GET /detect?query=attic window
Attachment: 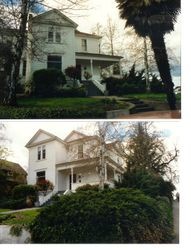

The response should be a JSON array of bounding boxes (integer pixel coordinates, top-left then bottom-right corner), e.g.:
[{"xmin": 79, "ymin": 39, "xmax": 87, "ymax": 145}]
[
  {"xmin": 37, "ymin": 145, "xmax": 46, "ymax": 160},
  {"xmin": 48, "ymin": 27, "xmax": 61, "ymax": 43}
]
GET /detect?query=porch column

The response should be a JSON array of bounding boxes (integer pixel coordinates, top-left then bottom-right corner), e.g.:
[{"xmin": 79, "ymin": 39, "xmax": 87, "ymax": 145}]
[
  {"xmin": 104, "ymin": 164, "xmax": 107, "ymax": 181},
  {"xmin": 90, "ymin": 59, "xmax": 94, "ymax": 78},
  {"xmin": 71, "ymin": 167, "xmax": 73, "ymax": 191},
  {"xmin": 113, "ymin": 169, "xmax": 116, "ymax": 181}
]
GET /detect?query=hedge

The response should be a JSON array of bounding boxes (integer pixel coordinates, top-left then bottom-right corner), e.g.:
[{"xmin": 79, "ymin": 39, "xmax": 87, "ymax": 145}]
[
  {"xmin": 32, "ymin": 69, "xmax": 66, "ymax": 97},
  {"xmin": 0, "ymin": 198, "xmax": 26, "ymax": 210},
  {"xmin": 30, "ymin": 188, "xmax": 174, "ymax": 243},
  {"xmin": 12, "ymin": 184, "xmax": 37, "ymax": 202},
  {"xmin": 0, "ymin": 107, "xmax": 106, "ymax": 119}
]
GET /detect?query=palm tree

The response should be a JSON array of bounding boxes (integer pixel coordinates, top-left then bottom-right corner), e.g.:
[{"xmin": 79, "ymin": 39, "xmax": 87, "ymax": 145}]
[{"xmin": 116, "ymin": 0, "xmax": 180, "ymax": 110}]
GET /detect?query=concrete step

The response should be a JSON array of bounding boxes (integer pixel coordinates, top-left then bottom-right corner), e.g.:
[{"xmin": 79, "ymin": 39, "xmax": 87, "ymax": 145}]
[{"xmin": 130, "ymin": 106, "xmax": 154, "ymax": 114}]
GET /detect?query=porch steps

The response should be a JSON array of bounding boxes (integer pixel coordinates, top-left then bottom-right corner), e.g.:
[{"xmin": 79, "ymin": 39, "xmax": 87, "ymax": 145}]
[
  {"xmin": 128, "ymin": 98, "xmax": 155, "ymax": 114},
  {"xmin": 40, "ymin": 190, "xmax": 67, "ymax": 207},
  {"xmin": 82, "ymin": 80, "xmax": 104, "ymax": 96}
]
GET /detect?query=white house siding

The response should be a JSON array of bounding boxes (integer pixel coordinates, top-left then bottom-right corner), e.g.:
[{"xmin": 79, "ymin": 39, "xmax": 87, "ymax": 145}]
[
  {"xmin": 26, "ymin": 12, "xmax": 76, "ymax": 80},
  {"xmin": 55, "ymin": 141, "xmax": 67, "ymax": 164},
  {"xmin": 27, "ymin": 141, "xmax": 57, "ymax": 187},
  {"xmin": 75, "ymin": 35, "xmax": 100, "ymax": 54},
  {"xmin": 66, "ymin": 139, "xmax": 99, "ymax": 162},
  {"xmin": 32, "ymin": 133, "xmax": 52, "ymax": 144}
]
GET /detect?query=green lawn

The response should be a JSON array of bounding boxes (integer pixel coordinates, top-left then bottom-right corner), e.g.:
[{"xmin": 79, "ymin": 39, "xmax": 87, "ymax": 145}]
[
  {"xmin": 123, "ymin": 93, "xmax": 181, "ymax": 102},
  {"xmin": 0, "ymin": 209, "xmax": 40, "ymax": 227},
  {"xmin": 18, "ymin": 97, "xmax": 104, "ymax": 108},
  {"xmin": 0, "ymin": 209, "xmax": 11, "ymax": 213}
]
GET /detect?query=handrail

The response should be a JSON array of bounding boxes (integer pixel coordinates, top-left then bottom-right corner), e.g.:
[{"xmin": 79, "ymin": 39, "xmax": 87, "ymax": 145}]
[{"xmin": 92, "ymin": 79, "xmax": 106, "ymax": 93}]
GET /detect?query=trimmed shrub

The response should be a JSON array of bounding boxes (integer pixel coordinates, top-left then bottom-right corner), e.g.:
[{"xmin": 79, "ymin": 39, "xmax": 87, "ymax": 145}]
[
  {"xmin": 0, "ymin": 198, "xmax": 26, "ymax": 210},
  {"xmin": 55, "ymin": 87, "xmax": 86, "ymax": 97},
  {"xmin": 32, "ymin": 69, "xmax": 66, "ymax": 97},
  {"xmin": 30, "ymin": 189, "xmax": 174, "ymax": 243},
  {"xmin": 76, "ymin": 183, "xmax": 109, "ymax": 192},
  {"xmin": 0, "ymin": 107, "xmax": 106, "ymax": 119},
  {"xmin": 12, "ymin": 184, "xmax": 37, "ymax": 205}
]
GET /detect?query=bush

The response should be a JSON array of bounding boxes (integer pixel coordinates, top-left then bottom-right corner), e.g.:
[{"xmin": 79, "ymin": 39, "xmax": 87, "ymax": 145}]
[
  {"xmin": 36, "ymin": 180, "xmax": 53, "ymax": 193},
  {"xmin": 55, "ymin": 87, "xmax": 86, "ymax": 97},
  {"xmin": 0, "ymin": 107, "xmax": 106, "ymax": 119},
  {"xmin": 30, "ymin": 188, "xmax": 174, "ymax": 243},
  {"xmin": 115, "ymin": 170, "xmax": 175, "ymax": 202},
  {"xmin": 150, "ymin": 74, "xmax": 165, "ymax": 93},
  {"xmin": 76, "ymin": 184, "xmax": 109, "ymax": 192},
  {"xmin": 0, "ymin": 198, "xmax": 26, "ymax": 210},
  {"xmin": 12, "ymin": 184, "xmax": 37, "ymax": 205},
  {"xmin": 32, "ymin": 69, "xmax": 66, "ymax": 97},
  {"xmin": 65, "ymin": 66, "xmax": 81, "ymax": 81}
]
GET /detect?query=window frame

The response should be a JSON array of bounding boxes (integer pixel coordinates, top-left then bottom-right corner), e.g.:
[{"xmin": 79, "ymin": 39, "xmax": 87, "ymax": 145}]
[
  {"xmin": 36, "ymin": 171, "xmax": 46, "ymax": 183},
  {"xmin": 78, "ymin": 144, "xmax": 83, "ymax": 159},
  {"xmin": 37, "ymin": 145, "xmax": 46, "ymax": 161},
  {"xmin": 47, "ymin": 55, "xmax": 62, "ymax": 71},
  {"xmin": 81, "ymin": 39, "xmax": 87, "ymax": 52}
]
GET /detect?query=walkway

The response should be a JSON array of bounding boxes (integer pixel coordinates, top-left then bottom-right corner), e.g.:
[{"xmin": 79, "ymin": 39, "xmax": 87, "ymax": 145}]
[
  {"xmin": 0, "ymin": 207, "xmax": 40, "ymax": 215},
  {"xmin": 118, "ymin": 110, "xmax": 181, "ymax": 119}
]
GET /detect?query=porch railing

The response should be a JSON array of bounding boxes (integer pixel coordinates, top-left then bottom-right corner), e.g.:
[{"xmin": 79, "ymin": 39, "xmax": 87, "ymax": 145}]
[{"xmin": 92, "ymin": 79, "xmax": 106, "ymax": 94}]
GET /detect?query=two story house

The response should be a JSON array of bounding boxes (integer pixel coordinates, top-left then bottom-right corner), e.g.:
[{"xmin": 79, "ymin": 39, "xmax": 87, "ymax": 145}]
[
  {"xmin": 23, "ymin": 9, "xmax": 122, "ymax": 88},
  {"xmin": 26, "ymin": 129, "xmax": 125, "ymax": 198}
]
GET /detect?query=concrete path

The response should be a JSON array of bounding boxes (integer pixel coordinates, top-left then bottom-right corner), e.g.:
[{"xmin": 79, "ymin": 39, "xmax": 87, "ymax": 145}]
[{"xmin": 172, "ymin": 200, "xmax": 179, "ymax": 243}]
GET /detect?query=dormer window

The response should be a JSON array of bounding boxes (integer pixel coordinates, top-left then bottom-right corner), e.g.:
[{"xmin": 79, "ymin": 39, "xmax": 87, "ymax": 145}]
[
  {"xmin": 81, "ymin": 39, "xmax": 87, "ymax": 51},
  {"xmin": 78, "ymin": 144, "xmax": 83, "ymax": 159},
  {"xmin": 37, "ymin": 145, "xmax": 46, "ymax": 160}
]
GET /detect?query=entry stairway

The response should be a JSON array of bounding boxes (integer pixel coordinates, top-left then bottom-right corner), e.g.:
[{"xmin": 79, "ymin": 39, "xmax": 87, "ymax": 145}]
[
  {"xmin": 83, "ymin": 80, "xmax": 106, "ymax": 96},
  {"xmin": 38, "ymin": 190, "xmax": 71, "ymax": 207}
]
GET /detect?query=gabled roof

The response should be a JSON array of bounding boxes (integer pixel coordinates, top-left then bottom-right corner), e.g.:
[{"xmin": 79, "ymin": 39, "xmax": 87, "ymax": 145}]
[
  {"xmin": 0, "ymin": 159, "xmax": 27, "ymax": 176},
  {"xmin": 63, "ymin": 130, "xmax": 88, "ymax": 142},
  {"xmin": 75, "ymin": 30, "xmax": 102, "ymax": 39},
  {"xmin": 25, "ymin": 129, "xmax": 65, "ymax": 148},
  {"xmin": 31, "ymin": 9, "xmax": 78, "ymax": 28}
]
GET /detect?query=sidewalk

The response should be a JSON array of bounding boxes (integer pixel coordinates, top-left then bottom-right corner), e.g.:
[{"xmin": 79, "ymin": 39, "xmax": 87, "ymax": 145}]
[{"xmin": 118, "ymin": 110, "xmax": 181, "ymax": 119}]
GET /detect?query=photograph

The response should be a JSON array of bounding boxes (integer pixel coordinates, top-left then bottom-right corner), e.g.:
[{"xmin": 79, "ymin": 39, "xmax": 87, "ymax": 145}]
[
  {"xmin": 0, "ymin": 0, "xmax": 180, "ymax": 119},
  {"xmin": 0, "ymin": 121, "xmax": 179, "ymax": 243}
]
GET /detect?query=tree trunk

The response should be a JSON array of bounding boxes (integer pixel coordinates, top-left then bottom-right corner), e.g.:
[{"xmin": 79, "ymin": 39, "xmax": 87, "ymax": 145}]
[
  {"xmin": 5, "ymin": 0, "xmax": 29, "ymax": 106},
  {"xmin": 150, "ymin": 32, "xmax": 177, "ymax": 110},
  {"xmin": 144, "ymin": 38, "xmax": 150, "ymax": 92}
]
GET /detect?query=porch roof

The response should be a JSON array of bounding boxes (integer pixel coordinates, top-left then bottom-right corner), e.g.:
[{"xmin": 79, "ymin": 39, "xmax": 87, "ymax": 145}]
[
  {"xmin": 56, "ymin": 156, "xmax": 124, "ymax": 172},
  {"xmin": 75, "ymin": 52, "xmax": 122, "ymax": 62}
]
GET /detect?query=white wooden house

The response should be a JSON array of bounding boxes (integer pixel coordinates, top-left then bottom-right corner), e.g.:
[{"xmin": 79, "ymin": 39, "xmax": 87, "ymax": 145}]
[
  {"xmin": 22, "ymin": 9, "xmax": 122, "ymax": 91},
  {"xmin": 26, "ymin": 129, "xmax": 125, "ymax": 203}
]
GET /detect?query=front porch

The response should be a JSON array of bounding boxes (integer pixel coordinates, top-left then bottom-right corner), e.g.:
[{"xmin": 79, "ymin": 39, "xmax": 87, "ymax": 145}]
[
  {"xmin": 56, "ymin": 158, "xmax": 122, "ymax": 192},
  {"xmin": 76, "ymin": 52, "xmax": 122, "ymax": 81}
]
